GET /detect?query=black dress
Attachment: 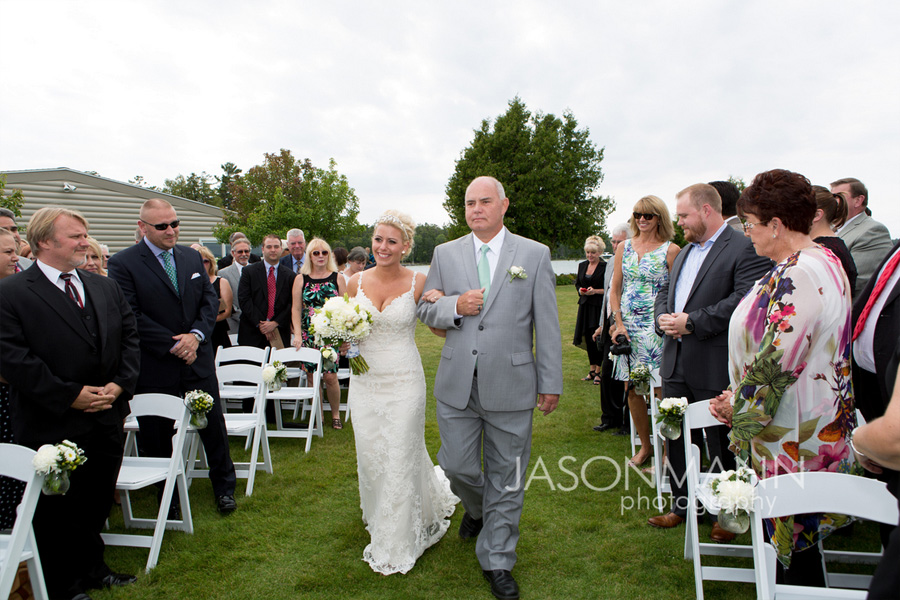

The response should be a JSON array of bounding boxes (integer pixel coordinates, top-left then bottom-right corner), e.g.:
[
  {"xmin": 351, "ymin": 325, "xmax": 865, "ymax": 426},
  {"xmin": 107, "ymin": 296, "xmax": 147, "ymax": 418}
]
[
  {"xmin": 572, "ymin": 260, "xmax": 606, "ymax": 366},
  {"xmin": 815, "ymin": 236, "xmax": 858, "ymax": 294},
  {"xmin": 211, "ymin": 277, "xmax": 232, "ymax": 350},
  {"xmin": 0, "ymin": 381, "xmax": 26, "ymax": 529}
]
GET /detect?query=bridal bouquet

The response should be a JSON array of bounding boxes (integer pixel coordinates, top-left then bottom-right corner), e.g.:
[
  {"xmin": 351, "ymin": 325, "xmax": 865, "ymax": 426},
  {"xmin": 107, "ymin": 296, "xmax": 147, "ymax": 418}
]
[
  {"xmin": 184, "ymin": 389, "xmax": 215, "ymax": 429},
  {"xmin": 629, "ymin": 363, "xmax": 651, "ymax": 396},
  {"xmin": 33, "ymin": 440, "xmax": 87, "ymax": 495},
  {"xmin": 262, "ymin": 360, "xmax": 288, "ymax": 391},
  {"xmin": 655, "ymin": 396, "xmax": 688, "ymax": 440},
  {"xmin": 309, "ymin": 294, "xmax": 375, "ymax": 375},
  {"xmin": 710, "ymin": 465, "xmax": 757, "ymax": 533}
]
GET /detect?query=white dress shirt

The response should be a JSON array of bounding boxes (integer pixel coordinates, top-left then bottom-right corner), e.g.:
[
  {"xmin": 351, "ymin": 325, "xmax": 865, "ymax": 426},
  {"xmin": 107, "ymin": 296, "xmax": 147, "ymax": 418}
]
[{"xmin": 36, "ymin": 259, "xmax": 88, "ymax": 308}]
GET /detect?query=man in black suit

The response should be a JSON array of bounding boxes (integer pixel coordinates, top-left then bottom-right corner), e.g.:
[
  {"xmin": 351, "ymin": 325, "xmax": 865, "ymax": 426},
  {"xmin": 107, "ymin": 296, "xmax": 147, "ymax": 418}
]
[
  {"xmin": 851, "ymin": 241, "xmax": 900, "ymax": 422},
  {"xmin": 0, "ymin": 207, "xmax": 141, "ymax": 600},
  {"xmin": 648, "ymin": 184, "xmax": 771, "ymax": 536},
  {"xmin": 239, "ymin": 233, "xmax": 296, "ymax": 349},
  {"xmin": 108, "ymin": 199, "xmax": 237, "ymax": 515},
  {"xmin": 279, "ymin": 228, "xmax": 306, "ymax": 274}
]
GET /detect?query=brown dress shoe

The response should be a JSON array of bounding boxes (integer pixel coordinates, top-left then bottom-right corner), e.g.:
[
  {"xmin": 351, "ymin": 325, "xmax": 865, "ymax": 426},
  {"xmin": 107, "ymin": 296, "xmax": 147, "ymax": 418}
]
[
  {"xmin": 648, "ymin": 512, "xmax": 685, "ymax": 529},
  {"xmin": 710, "ymin": 522, "xmax": 737, "ymax": 543}
]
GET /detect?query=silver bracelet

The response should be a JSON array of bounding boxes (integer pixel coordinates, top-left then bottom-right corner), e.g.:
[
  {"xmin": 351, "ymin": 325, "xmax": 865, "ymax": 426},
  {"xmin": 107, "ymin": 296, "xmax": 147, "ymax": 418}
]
[{"xmin": 848, "ymin": 427, "xmax": 867, "ymax": 459}]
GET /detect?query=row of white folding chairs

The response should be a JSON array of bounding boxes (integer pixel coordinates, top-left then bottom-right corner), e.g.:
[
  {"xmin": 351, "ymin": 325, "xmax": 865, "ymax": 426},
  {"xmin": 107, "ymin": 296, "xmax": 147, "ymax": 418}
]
[
  {"xmin": 683, "ymin": 399, "xmax": 899, "ymax": 600},
  {"xmin": 627, "ymin": 369, "xmax": 669, "ymax": 511}
]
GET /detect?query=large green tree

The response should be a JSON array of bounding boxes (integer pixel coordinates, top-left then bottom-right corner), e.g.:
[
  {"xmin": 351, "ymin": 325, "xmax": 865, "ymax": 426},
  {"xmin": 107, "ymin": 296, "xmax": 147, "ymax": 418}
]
[
  {"xmin": 444, "ymin": 98, "xmax": 611, "ymax": 252},
  {"xmin": 216, "ymin": 149, "xmax": 363, "ymax": 245},
  {"xmin": 163, "ymin": 172, "xmax": 221, "ymax": 206}
]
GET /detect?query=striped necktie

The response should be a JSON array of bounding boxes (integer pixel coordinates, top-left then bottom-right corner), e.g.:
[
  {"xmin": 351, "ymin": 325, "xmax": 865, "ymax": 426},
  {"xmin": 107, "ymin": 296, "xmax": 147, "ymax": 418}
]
[{"xmin": 160, "ymin": 251, "xmax": 179, "ymax": 293}]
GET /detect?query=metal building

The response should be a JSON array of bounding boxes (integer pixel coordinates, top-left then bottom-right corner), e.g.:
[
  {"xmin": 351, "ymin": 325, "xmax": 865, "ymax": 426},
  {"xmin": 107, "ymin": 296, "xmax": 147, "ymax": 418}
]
[{"xmin": 1, "ymin": 167, "xmax": 225, "ymax": 253}]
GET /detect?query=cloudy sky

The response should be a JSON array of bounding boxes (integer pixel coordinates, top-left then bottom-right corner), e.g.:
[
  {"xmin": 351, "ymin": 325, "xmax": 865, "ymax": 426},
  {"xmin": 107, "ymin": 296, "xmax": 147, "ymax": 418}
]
[{"xmin": 2, "ymin": 1, "xmax": 899, "ymax": 237}]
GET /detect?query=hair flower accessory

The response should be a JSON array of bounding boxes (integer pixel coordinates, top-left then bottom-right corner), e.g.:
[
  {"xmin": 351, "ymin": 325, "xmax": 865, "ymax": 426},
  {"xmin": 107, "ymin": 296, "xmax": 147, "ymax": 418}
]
[{"xmin": 507, "ymin": 266, "xmax": 527, "ymax": 282}]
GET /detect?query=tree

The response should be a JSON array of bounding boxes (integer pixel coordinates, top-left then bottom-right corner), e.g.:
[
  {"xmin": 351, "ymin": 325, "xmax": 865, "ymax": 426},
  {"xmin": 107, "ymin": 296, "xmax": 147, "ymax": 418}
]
[
  {"xmin": 0, "ymin": 175, "xmax": 25, "ymax": 217},
  {"xmin": 409, "ymin": 223, "xmax": 449, "ymax": 264},
  {"xmin": 216, "ymin": 162, "xmax": 242, "ymax": 210},
  {"xmin": 444, "ymin": 98, "xmax": 612, "ymax": 252},
  {"xmin": 163, "ymin": 172, "xmax": 221, "ymax": 206},
  {"xmin": 215, "ymin": 149, "xmax": 363, "ymax": 245},
  {"xmin": 128, "ymin": 175, "xmax": 157, "ymax": 190}
]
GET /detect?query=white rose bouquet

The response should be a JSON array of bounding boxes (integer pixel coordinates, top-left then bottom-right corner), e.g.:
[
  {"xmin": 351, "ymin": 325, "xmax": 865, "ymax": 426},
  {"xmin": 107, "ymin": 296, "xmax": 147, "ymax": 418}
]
[
  {"xmin": 262, "ymin": 360, "xmax": 288, "ymax": 391},
  {"xmin": 655, "ymin": 396, "xmax": 688, "ymax": 440},
  {"xmin": 309, "ymin": 294, "xmax": 375, "ymax": 375},
  {"xmin": 710, "ymin": 465, "xmax": 757, "ymax": 534},
  {"xmin": 33, "ymin": 440, "xmax": 87, "ymax": 495}
]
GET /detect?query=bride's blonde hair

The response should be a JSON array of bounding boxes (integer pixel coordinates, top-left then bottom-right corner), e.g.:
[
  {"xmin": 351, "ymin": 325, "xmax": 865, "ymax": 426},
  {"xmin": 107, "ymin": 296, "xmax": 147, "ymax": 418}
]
[{"xmin": 373, "ymin": 210, "xmax": 416, "ymax": 259}]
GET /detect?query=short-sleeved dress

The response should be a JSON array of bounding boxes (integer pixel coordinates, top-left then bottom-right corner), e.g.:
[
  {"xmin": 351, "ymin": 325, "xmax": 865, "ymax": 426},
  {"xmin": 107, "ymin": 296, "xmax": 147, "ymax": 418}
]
[
  {"xmin": 301, "ymin": 271, "xmax": 341, "ymax": 373},
  {"xmin": 727, "ymin": 245, "xmax": 861, "ymax": 567},
  {"xmin": 611, "ymin": 240, "xmax": 670, "ymax": 381}
]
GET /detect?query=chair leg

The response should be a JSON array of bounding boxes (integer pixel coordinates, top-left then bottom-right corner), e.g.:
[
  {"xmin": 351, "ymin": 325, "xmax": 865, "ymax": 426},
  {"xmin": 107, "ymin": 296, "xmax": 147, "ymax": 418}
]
[{"xmin": 27, "ymin": 533, "xmax": 49, "ymax": 600}]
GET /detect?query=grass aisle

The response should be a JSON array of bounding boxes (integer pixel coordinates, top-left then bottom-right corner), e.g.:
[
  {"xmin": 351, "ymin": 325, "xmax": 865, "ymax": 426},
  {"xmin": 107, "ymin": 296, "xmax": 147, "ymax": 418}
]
[{"xmin": 101, "ymin": 286, "xmax": 762, "ymax": 600}]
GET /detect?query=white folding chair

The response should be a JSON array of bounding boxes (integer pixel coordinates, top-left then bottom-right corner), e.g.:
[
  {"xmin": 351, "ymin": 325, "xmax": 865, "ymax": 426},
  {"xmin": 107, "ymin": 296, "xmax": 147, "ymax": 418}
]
[
  {"xmin": 216, "ymin": 345, "xmax": 271, "ymax": 414},
  {"xmin": 683, "ymin": 400, "xmax": 755, "ymax": 599},
  {"xmin": 337, "ymin": 367, "xmax": 351, "ymax": 423},
  {"xmin": 189, "ymin": 364, "xmax": 272, "ymax": 495},
  {"xmin": 101, "ymin": 394, "xmax": 193, "ymax": 573},
  {"xmin": 266, "ymin": 347, "xmax": 324, "ymax": 452},
  {"xmin": 751, "ymin": 472, "xmax": 899, "ymax": 600},
  {"xmin": 0, "ymin": 444, "xmax": 48, "ymax": 600},
  {"xmin": 628, "ymin": 370, "xmax": 668, "ymax": 509}
]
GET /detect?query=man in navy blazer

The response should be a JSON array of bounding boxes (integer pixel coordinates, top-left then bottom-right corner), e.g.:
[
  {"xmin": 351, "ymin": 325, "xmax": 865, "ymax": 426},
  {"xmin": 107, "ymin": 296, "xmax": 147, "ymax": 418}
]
[
  {"xmin": 108, "ymin": 199, "xmax": 237, "ymax": 514},
  {"xmin": 279, "ymin": 228, "xmax": 306, "ymax": 274},
  {"xmin": 238, "ymin": 233, "xmax": 296, "ymax": 348},
  {"xmin": 0, "ymin": 207, "xmax": 141, "ymax": 599},
  {"xmin": 649, "ymin": 184, "xmax": 771, "ymax": 534}
]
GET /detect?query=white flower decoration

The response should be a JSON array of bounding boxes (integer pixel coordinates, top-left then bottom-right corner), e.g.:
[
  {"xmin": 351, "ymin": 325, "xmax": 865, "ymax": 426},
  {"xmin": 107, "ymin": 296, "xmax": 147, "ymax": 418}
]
[{"xmin": 507, "ymin": 266, "xmax": 527, "ymax": 282}]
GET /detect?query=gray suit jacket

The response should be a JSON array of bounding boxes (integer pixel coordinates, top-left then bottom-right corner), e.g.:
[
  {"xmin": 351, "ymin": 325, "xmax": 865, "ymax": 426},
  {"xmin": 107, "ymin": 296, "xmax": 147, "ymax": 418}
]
[
  {"xmin": 838, "ymin": 213, "xmax": 893, "ymax": 297},
  {"xmin": 654, "ymin": 225, "xmax": 771, "ymax": 392},
  {"xmin": 417, "ymin": 230, "xmax": 563, "ymax": 411},
  {"xmin": 218, "ymin": 263, "xmax": 242, "ymax": 334}
]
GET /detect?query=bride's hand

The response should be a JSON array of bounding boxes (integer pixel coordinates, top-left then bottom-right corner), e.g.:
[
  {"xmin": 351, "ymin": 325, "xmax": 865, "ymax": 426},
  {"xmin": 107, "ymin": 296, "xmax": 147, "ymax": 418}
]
[
  {"xmin": 422, "ymin": 289, "xmax": 444, "ymax": 303},
  {"xmin": 429, "ymin": 326, "xmax": 447, "ymax": 338},
  {"xmin": 339, "ymin": 341, "xmax": 351, "ymax": 355}
]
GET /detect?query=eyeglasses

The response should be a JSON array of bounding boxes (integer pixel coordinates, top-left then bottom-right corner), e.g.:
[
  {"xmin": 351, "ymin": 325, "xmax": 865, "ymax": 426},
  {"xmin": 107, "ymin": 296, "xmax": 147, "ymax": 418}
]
[
  {"xmin": 633, "ymin": 212, "xmax": 657, "ymax": 221},
  {"xmin": 741, "ymin": 219, "xmax": 770, "ymax": 233},
  {"xmin": 311, "ymin": 250, "xmax": 329, "ymax": 257},
  {"xmin": 141, "ymin": 219, "xmax": 180, "ymax": 231},
  {"xmin": 233, "ymin": 249, "xmax": 250, "ymax": 255}
]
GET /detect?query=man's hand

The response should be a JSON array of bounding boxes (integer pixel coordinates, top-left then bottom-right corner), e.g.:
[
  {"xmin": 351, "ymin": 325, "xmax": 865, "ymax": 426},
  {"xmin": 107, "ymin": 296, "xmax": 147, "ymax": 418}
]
[
  {"xmin": 658, "ymin": 312, "xmax": 691, "ymax": 339},
  {"xmin": 456, "ymin": 288, "xmax": 485, "ymax": 316},
  {"xmin": 72, "ymin": 385, "xmax": 116, "ymax": 413},
  {"xmin": 537, "ymin": 394, "xmax": 559, "ymax": 416},
  {"xmin": 171, "ymin": 333, "xmax": 199, "ymax": 361},
  {"xmin": 259, "ymin": 320, "xmax": 279, "ymax": 335}
]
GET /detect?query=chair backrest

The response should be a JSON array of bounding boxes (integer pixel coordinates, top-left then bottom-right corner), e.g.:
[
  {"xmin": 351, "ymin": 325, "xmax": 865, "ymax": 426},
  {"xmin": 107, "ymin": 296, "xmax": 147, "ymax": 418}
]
[
  {"xmin": 0, "ymin": 444, "xmax": 45, "ymax": 596},
  {"xmin": 129, "ymin": 393, "xmax": 192, "ymax": 422},
  {"xmin": 217, "ymin": 363, "xmax": 265, "ymax": 411},
  {"xmin": 268, "ymin": 347, "xmax": 323, "ymax": 387},
  {"xmin": 215, "ymin": 345, "xmax": 270, "ymax": 368},
  {"xmin": 753, "ymin": 472, "xmax": 898, "ymax": 524}
]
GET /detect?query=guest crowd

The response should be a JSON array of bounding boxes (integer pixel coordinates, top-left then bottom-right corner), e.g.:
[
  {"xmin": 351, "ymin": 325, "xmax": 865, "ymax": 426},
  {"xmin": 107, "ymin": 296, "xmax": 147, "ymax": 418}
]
[{"xmin": 1, "ymin": 169, "xmax": 898, "ymax": 598}]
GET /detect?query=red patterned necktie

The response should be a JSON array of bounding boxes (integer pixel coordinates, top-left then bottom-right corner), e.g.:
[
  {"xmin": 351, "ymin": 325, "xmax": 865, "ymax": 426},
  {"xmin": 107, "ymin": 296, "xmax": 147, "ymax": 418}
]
[
  {"xmin": 853, "ymin": 249, "xmax": 900, "ymax": 341},
  {"xmin": 60, "ymin": 273, "xmax": 84, "ymax": 309},
  {"xmin": 266, "ymin": 266, "xmax": 276, "ymax": 320}
]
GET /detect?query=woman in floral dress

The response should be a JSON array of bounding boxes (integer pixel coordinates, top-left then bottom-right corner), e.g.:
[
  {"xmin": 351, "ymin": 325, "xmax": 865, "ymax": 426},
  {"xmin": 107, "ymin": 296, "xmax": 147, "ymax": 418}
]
[
  {"xmin": 601, "ymin": 195, "xmax": 679, "ymax": 467},
  {"xmin": 710, "ymin": 169, "xmax": 860, "ymax": 587},
  {"xmin": 291, "ymin": 238, "xmax": 347, "ymax": 429}
]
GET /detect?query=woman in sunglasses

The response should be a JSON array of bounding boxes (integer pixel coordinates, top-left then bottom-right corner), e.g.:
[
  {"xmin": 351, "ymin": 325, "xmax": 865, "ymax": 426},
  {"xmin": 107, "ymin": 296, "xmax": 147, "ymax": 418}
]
[
  {"xmin": 291, "ymin": 238, "xmax": 347, "ymax": 428},
  {"xmin": 598, "ymin": 196, "xmax": 678, "ymax": 468}
]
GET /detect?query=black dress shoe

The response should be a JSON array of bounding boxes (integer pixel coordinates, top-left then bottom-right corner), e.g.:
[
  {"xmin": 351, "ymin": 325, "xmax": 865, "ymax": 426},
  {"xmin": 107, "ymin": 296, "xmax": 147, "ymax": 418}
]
[
  {"xmin": 482, "ymin": 569, "xmax": 519, "ymax": 600},
  {"xmin": 459, "ymin": 512, "xmax": 483, "ymax": 539},
  {"xmin": 100, "ymin": 572, "xmax": 137, "ymax": 587},
  {"xmin": 216, "ymin": 494, "xmax": 237, "ymax": 514},
  {"xmin": 612, "ymin": 427, "xmax": 630, "ymax": 436},
  {"xmin": 593, "ymin": 423, "xmax": 611, "ymax": 432}
]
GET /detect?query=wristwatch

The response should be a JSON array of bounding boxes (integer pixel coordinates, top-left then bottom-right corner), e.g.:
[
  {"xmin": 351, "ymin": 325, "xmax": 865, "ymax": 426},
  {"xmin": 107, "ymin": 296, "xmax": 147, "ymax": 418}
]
[
  {"xmin": 192, "ymin": 332, "xmax": 203, "ymax": 344},
  {"xmin": 684, "ymin": 317, "xmax": 694, "ymax": 333}
]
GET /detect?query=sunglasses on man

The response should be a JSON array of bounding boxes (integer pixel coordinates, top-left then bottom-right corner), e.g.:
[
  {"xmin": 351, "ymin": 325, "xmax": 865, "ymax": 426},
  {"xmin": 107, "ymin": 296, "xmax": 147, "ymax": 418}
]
[{"xmin": 141, "ymin": 219, "xmax": 180, "ymax": 231}]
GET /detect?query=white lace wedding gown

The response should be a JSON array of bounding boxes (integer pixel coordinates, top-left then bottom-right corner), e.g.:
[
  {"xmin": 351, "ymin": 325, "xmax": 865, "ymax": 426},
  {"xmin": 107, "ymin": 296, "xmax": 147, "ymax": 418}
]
[{"xmin": 349, "ymin": 272, "xmax": 458, "ymax": 575}]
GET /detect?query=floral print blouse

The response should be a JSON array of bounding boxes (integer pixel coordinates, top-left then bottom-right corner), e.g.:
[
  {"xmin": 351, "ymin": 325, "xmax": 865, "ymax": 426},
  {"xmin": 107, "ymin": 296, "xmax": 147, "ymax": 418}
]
[
  {"xmin": 727, "ymin": 245, "xmax": 861, "ymax": 566},
  {"xmin": 301, "ymin": 272, "xmax": 341, "ymax": 373}
]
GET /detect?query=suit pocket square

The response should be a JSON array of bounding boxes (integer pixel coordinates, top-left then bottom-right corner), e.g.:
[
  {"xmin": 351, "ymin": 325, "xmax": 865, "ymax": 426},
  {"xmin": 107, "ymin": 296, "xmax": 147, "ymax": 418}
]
[{"xmin": 191, "ymin": 272, "xmax": 201, "ymax": 279}]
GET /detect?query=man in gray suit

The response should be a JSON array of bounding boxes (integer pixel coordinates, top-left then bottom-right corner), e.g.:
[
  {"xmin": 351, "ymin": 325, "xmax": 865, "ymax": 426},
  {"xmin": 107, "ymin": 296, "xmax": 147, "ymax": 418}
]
[
  {"xmin": 648, "ymin": 183, "xmax": 771, "ymax": 536},
  {"xmin": 832, "ymin": 177, "xmax": 892, "ymax": 297},
  {"xmin": 218, "ymin": 237, "xmax": 252, "ymax": 334},
  {"xmin": 417, "ymin": 176, "xmax": 562, "ymax": 600}
]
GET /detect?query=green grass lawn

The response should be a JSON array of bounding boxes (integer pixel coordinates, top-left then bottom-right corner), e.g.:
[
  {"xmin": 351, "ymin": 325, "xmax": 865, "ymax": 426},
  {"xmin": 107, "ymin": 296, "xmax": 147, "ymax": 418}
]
[{"xmin": 98, "ymin": 285, "xmax": 880, "ymax": 600}]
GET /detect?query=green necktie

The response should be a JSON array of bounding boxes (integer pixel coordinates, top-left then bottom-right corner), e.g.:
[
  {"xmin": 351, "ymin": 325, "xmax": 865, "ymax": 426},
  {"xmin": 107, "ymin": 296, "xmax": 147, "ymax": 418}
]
[
  {"xmin": 160, "ymin": 251, "xmax": 179, "ymax": 293},
  {"xmin": 478, "ymin": 244, "xmax": 491, "ymax": 299}
]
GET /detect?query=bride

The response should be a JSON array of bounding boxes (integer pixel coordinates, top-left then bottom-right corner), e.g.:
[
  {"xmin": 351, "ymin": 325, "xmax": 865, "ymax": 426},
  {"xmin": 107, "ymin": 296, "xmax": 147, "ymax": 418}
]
[{"xmin": 346, "ymin": 210, "xmax": 458, "ymax": 575}]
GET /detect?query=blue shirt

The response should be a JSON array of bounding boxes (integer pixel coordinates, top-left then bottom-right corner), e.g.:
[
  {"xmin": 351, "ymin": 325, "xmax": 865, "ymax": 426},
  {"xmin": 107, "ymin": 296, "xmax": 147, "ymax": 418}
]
[{"xmin": 674, "ymin": 222, "xmax": 728, "ymax": 313}]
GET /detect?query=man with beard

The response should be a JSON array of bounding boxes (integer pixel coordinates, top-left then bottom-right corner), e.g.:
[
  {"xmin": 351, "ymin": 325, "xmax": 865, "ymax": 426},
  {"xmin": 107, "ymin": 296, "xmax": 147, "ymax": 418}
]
[{"xmin": 648, "ymin": 183, "xmax": 771, "ymax": 539}]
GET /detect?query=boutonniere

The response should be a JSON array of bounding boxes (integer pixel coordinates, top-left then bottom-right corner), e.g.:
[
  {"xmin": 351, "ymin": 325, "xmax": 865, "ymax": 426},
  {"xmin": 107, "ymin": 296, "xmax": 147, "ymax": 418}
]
[{"xmin": 507, "ymin": 266, "xmax": 527, "ymax": 282}]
